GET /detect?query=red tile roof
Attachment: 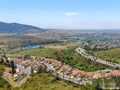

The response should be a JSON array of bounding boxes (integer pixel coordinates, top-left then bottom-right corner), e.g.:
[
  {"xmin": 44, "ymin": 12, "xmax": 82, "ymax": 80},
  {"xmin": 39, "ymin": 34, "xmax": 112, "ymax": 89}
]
[
  {"xmin": 112, "ymin": 70, "xmax": 120, "ymax": 76},
  {"xmin": 93, "ymin": 73, "xmax": 102, "ymax": 79}
]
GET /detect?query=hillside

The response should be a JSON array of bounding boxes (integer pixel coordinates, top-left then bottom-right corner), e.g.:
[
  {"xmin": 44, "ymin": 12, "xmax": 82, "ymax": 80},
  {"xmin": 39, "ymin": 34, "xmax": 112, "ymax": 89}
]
[
  {"xmin": 18, "ymin": 46, "xmax": 113, "ymax": 71},
  {"xmin": 0, "ymin": 21, "xmax": 44, "ymax": 33},
  {"xmin": 87, "ymin": 48, "xmax": 120, "ymax": 64}
]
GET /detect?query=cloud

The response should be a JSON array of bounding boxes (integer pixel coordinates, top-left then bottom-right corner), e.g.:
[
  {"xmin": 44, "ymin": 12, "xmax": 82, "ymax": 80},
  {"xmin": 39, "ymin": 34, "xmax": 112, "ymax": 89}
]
[{"xmin": 65, "ymin": 12, "xmax": 78, "ymax": 16}]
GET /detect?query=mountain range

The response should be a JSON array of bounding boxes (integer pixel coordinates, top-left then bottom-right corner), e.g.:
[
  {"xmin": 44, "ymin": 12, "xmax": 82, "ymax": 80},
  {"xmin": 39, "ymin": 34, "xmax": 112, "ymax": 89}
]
[{"xmin": 0, "ymin": 21, "xmax": 44, "ymax": 33}]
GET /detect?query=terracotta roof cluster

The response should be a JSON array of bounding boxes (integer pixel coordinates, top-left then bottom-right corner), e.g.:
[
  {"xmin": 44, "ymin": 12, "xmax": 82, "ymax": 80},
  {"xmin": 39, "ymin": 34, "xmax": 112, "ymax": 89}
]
[{"xmin": 3, "ymin": 54, "xmax": 120, "ymax": 81}]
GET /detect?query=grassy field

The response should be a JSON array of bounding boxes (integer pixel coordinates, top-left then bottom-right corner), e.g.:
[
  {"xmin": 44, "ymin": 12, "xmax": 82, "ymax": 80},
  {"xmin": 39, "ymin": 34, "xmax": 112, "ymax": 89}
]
[
  {"xmin": 45, "ymin": 44, "xmax": 67, "ymax": 50},
  {"xmin": 87, "ymin": 48, "xmax": 120, "ymax": 64},
  {"xmin": 18, "ymin": 47, "xmax": 57, "ymax": 58},
  {"xmin": 18, "ymin": 47, "xmax": 113, "ymax": 71},
  {"xmin": 11, "ymin": 73, "xmax": 97, "ymax": 90},
  {"xmin": 44, "ymin": 42, "xmax": 81, "ymax": 50}
]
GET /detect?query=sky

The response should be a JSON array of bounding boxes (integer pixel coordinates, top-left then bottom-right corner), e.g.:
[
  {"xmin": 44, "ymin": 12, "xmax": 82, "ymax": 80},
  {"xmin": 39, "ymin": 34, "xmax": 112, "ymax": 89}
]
[{"xmin": 0, "ymin": 0, "xmax": 120, "ymax": 29}]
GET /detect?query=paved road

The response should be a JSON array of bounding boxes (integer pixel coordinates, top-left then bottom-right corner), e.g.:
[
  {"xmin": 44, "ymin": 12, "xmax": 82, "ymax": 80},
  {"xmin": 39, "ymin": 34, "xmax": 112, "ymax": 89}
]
[
  {"xmin": 76, "ymin": 47, "xmax": 120, "ymax": 68},
  {"xmin": 39, "ymin": 60, "xmax": 92, "ymax": 85}
]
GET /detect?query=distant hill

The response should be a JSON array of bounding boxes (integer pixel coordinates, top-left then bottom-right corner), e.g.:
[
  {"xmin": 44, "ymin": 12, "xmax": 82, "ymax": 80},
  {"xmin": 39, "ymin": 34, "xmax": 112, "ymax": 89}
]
[{"xmin": 0, "ymin": 21, "xmax": 44, "ymax": 33}]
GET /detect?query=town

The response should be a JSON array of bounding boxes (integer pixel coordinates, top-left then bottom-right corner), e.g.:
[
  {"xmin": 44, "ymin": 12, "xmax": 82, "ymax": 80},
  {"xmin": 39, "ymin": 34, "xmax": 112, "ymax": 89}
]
[{"xmin": 1, "ymin": 50, "xmax": 120, "ymax": 87}]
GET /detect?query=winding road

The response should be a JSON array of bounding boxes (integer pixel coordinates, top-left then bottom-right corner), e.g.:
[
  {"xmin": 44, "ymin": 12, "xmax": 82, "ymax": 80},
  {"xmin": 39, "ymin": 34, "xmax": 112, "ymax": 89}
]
[{"xmin": 75, "ymin": 47, "xmax": 120, "ymax": 68}]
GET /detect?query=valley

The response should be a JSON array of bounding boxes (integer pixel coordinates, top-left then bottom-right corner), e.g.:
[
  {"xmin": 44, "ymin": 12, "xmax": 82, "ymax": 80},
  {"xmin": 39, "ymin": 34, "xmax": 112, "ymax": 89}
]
[{"xmin": 0, "ymin": 22, "xmax": 120, "ymax": 90}]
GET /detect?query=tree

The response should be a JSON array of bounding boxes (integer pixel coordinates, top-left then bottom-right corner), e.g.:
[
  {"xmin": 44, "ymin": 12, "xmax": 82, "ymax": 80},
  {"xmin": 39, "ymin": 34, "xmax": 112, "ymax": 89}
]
[
  {"xmin": 6, "ymin": 60, "xmax": 10, "ymax": 66},
  {"xmin": 115, "ymin": 66, "xmax": 120, "ymax": 70},
  {"xmin": 0, "ymin": 59, "xmax": 3, "ymax": 64},
  {"xmin": 31, "ymin": 66, "xmax": 34, "ymax": 74},
  {"xmin": 10, "ymin": 61, "xmax": 15, "ymax": 75},
  {"xmin": 24, "ymin": 54, "xmax": 31, "ymax": 60},
  {"xmin": 37, "ymin": 66, "xmax": 46, "ymax": 74}
]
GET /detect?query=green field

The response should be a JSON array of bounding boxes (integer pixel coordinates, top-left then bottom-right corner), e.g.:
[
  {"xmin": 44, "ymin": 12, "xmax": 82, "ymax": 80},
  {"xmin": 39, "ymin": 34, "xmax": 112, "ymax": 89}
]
[
  {"xmin": 18, "ymin": 47, "xmax": 57, "ymax": 58},
  {"xmin": 18, "ymin": 47, "xmax": 113, "ymax": 71},
  {"xmin": 87, "ymin": 48, "xmax": 120, "ymax": 64}
]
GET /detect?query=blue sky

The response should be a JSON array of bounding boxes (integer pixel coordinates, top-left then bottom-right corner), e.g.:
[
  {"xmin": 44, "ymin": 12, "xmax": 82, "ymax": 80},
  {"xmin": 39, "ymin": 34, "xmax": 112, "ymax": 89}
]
[{"xmin": 0, "ymin": 0, "xmax": 120, "ymax": 29}]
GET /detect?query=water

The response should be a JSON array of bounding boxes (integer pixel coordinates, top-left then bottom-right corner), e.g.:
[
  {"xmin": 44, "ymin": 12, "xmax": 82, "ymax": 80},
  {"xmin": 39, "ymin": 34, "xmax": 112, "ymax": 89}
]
[{"xmin": 23, "ymin": 45, "xmax": 41, "ymax": 49}]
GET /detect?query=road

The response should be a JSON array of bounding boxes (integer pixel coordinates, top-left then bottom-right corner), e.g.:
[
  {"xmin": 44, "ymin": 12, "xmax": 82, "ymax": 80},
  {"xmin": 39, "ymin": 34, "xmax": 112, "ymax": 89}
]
[
  {"xmin": 75, "ymin": 47, "xmax": 120, "ymax": 68},
  {"xmin": 40, "ymin": 60, "xmax": 92, "ymax": 85}
]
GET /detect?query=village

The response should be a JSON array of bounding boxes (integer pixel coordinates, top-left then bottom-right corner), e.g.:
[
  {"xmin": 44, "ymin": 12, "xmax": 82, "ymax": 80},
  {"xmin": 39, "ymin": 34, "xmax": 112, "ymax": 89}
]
[
  {"xmin": 90, "ymin": 41, "xmax": 120, "ymax": 50},
  {"xmin": 0, "ymin": 52, "xmax": 120, "ymax": 86}
]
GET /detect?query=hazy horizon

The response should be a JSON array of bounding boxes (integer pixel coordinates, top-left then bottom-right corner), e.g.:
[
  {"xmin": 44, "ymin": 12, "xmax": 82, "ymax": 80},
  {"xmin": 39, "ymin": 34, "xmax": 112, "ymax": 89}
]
[{"xmin": 0, "ymin": 0, "xmax": 120, "ymax": 29}]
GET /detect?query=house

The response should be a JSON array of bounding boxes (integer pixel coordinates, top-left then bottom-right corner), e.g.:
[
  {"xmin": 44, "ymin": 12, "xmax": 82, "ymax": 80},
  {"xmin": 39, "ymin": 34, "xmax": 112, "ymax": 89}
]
[
  {"xmin": 16, "ymin": 64, "xmax": 31, "ymax": 75},
  {"xmin": 86, "ymin": 72, "xmax": 93, "ymax": 80},
  {"xmin": 14, "ymin": 71, "xmax": 24, "ymax": 80},
  {"xmin": 111, "ymin": 70, "xmax": 120, "ymax": 76},
  {"xmin": 72, "ymin": 70, "xmax": 79, "ymax": 76},
  {"xmin": 105, "ymin": 72, "xmax": 112, "ymax": 79},
  {"xmin": 93, "ymin": 73, "xmax": 102, "ymax": 79}
]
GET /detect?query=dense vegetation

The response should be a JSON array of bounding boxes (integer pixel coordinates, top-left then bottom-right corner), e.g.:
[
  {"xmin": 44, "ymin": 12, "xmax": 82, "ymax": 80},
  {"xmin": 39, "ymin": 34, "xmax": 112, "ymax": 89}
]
[
  {"xmin": 87, "ymin": 48, "xmax": 120, "ymax": 64},
  {"xmin": 55, "ymin": 47, "xmax": 113, "ymax": 71},
  {"xmin": 18, "ymin": 47, "xmax": 113, "ymax": 71}
]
